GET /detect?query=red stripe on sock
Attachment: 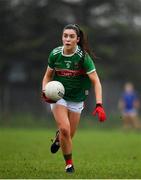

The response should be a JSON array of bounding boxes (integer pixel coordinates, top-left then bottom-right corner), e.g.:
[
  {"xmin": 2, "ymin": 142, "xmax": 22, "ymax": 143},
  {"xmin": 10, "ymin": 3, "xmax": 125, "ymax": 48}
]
[{"xmin": 66, "ymin": 159, "xmax": 73, "ymax": 165}]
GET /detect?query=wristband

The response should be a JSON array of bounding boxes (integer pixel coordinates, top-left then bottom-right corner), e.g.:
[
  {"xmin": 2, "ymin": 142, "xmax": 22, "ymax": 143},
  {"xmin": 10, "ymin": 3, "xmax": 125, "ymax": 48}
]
[{"xmin": 96, "ymin": 103, "xmax": 102, "ymax": 107}]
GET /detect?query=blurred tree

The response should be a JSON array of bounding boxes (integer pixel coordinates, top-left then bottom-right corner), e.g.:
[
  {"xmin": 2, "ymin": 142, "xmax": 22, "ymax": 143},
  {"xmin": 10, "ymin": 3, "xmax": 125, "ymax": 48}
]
[
  {"xmin": 0, "ymin": 0, "xmax": 141, "ymax": 89},
  {"xmin": 83, "ymin": 0, "xmax": 141, "ymax": 86}
]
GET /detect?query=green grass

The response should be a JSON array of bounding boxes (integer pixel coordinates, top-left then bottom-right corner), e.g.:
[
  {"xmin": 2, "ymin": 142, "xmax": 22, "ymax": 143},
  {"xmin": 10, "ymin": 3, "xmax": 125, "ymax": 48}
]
[{"xmin": 0, "ymin": 128, "xmax": 141, "ymax": 179}]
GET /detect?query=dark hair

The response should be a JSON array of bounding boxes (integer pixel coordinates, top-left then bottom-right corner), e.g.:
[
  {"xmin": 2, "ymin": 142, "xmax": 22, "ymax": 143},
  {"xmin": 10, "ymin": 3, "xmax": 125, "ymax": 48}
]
[{"xmin": 63, "ymin": 24, "xmax": 96, "ymax": 59}]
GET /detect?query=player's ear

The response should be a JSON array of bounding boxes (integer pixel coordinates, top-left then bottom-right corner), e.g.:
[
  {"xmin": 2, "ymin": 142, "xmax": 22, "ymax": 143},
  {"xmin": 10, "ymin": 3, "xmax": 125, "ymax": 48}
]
[{"xmin": 77, "ymin": 37, "xmax": 80, "ymax": 43}]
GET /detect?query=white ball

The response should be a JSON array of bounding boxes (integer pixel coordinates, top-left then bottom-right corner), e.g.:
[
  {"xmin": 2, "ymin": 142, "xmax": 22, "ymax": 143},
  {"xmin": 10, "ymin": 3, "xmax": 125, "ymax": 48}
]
[{"xmin": 44, "ymin": 81, "xmax": 65, "ymax": 101}]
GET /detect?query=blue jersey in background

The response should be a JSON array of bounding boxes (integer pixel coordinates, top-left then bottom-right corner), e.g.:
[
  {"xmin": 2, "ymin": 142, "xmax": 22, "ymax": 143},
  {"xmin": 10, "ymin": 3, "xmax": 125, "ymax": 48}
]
[{"xmin": 122, "ymin": 91, "xmax": 138, "ymax": 112}]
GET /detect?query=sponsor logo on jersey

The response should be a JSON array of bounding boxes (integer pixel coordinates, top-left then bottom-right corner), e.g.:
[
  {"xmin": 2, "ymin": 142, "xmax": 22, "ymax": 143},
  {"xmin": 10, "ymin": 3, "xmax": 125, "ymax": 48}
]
[
  {"xmin": 85, "ymin": 90, "xmax": 89, "ymax": 95},
  {"xmin": 54, "ymin": 62, "xmax": 61, "ymax": 65},
  {"xmin": 55, "ymin": 69, "xmax": 86, "ymax": 76}
]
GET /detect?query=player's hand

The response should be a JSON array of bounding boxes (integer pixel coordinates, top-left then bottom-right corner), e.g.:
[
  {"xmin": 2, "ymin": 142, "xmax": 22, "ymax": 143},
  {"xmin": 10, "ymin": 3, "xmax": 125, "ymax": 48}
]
[
  {"xmin": 92, "ymin": 103, "xmax": 106, "ymax": 122},
  {"xmin": 41, "ymin": 91, "xmax": 56, "ymax": 103}
]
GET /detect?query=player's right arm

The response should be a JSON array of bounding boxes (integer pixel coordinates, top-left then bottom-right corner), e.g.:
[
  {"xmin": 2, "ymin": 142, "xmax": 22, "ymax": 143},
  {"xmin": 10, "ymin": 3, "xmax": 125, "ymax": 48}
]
[
  {"xmin": 41, "ymin": 67, "xmax": 56, "ymax": 103},
  {"xmin": 41, "ymin": 50, "xmax": 57, "ymax": 103},
  {"xmin": 42, "ymin": 50, "xmax": 55, "ymax": 91},
  {"xmin": 42, "ymin": 67, "xmax": 54, "ymax": 91},
  {"xmin": 118, "ymin": 99, "xmax": 125, "ymax": 111}
]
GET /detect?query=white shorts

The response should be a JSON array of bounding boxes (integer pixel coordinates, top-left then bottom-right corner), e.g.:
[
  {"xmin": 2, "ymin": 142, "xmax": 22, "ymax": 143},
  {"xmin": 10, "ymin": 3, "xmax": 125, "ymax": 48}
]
[
  {"xmin": 122, "ymin": 109, "xmax": 138, "ymax": 116},
  {"xmin": 50, "ymin": 98, "xmax": 84, "ymax": 113}
]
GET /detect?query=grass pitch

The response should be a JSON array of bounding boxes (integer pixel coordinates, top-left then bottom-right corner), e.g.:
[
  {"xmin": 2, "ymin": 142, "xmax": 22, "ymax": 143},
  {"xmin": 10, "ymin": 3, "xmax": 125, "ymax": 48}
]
[{"xmin": 0, "ymin": 128, "xmax": 141, "ymax": 179}]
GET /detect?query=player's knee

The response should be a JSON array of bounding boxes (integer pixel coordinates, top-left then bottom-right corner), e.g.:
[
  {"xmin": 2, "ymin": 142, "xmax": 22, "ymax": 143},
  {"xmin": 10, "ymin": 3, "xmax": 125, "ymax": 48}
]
[{"xmin": 60, "ymin": 126, "xmax": 70, "ymax": 138}]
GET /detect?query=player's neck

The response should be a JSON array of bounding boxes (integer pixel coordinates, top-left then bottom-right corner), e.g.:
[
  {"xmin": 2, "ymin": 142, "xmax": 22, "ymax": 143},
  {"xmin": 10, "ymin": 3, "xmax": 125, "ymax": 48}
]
[{"xmin": 63, "ymin": 46, "xmax": 77, "ymax": 55}]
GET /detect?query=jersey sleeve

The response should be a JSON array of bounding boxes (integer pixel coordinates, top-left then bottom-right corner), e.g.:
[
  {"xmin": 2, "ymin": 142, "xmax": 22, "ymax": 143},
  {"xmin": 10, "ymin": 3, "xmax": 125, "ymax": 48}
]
[
  {"xmin": 83, "ymin": 53, "xmax": 96, "ymax": 74},
  {"xmin": 48, "ymin": 51, "xmax": 55, "ymax": 69}
]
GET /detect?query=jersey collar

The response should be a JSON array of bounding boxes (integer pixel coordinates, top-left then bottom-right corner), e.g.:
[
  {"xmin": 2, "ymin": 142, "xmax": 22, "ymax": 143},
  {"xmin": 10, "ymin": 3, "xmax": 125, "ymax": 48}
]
[{"xmin": 62, "ymin": 45, "xmax": 78, "ymax": 57}]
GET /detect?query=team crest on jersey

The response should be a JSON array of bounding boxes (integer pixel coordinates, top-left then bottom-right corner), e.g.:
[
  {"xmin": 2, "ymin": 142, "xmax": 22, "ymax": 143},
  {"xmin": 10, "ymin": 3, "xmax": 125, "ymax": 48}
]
[
  {"xmin": 64, "ymin": 61, "xmax": 71, "ymax": 68},
  {"xmin": 74, "ymin": 62, "xmax": 79, "ymax": 68},
  {"xmin": 74, "ymin": 62, "xmax": 82, "ymax": 69}
]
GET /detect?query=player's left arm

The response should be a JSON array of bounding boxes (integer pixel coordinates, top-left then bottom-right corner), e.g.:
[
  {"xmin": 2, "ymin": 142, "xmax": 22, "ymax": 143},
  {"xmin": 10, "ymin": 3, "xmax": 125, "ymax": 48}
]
[
  {"xmin": 88, "ymin": 71, "xmax": 106, "ymax": 122},
  {"xmin": 83, "ymin": 53, "xmax": 102, "ymax": 104},
  {"xmin": 134, "ymin": 94, "xmax": 140, "ymax": 109},
  {"xmin": 83, "ymin": 54, "xmax": 106, "ymax": 121},
  {"xmin": 88, "ymin": 71, "xmax": 102, "ymax": 104}
]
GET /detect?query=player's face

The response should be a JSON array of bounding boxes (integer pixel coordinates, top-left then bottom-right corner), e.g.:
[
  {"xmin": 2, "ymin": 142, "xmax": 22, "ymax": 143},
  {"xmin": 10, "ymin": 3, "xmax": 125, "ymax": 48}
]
[{"xmin": 62, "ymin": 29, "xmax": 80, "ymax": 53}]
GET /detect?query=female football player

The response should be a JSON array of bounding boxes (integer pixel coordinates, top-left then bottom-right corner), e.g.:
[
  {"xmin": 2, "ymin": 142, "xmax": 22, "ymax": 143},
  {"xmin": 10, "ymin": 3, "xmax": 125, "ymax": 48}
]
[{"xmin": 42, "ymin": 24, "xmax": 106, "ymax": 173}]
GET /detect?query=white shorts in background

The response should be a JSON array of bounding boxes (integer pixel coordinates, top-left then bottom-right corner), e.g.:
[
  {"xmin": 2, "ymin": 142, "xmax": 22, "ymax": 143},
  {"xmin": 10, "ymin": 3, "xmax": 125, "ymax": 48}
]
[
  {"xmin": 50, "ymin": 98, "xmax": 84, "ymax": 113},
  {"xmin": 122, "ymin": 109, "xmax": 138, "ymax": 116}
]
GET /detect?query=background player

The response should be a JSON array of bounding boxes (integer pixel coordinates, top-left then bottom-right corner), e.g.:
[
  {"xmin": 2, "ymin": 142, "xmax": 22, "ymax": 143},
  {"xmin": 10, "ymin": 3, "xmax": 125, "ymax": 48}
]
[{"xmin": 118, "ymin": 82, "xmax": 141, "ymax": 130}]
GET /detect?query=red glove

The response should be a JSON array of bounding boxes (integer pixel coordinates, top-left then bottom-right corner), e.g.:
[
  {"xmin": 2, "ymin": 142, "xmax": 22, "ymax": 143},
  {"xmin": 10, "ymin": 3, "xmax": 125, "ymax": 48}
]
[
  {"xmin": 92, "ymin": 103, "xmax": 106, "ymax": 122},
  {"xmin": 41, "ymin": 92, "xmax": 56, "ymax": 103}
]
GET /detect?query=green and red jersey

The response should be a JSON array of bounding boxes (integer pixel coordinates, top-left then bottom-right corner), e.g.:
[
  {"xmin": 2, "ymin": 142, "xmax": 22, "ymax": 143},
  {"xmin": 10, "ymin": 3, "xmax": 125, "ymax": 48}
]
[{"xmin": 48, "ymin": 46, "xmax": 96, "ymax": 102}]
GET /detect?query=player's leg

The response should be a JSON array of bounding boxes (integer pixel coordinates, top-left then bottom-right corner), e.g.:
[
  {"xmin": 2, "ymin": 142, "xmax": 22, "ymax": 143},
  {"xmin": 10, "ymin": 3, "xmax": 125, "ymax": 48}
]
[
  {"xmin": 123, "ymin": 115, "xmax": 131, "ymax": 129},
  {"xmin": 68, "ymin": 110, "xmax": 81, "ymax": 138},
  {"xmin": 50, "ymin": 129, "xmax": 60, "ymax": 153},
  {"xmin": 130, "ymin": 115, "xmax": 141, "ymax": 129},
  {"xmin": 68, "ymin": 101, "xmax": 83, "ymax": 137},
  {"xmin": 63, "ymin": 103, "xmax": 82, "ymax": 173},
  {"xmin": 61, "ymin": 111, "xmax": 81, "ymax": 173},
  {"xmin": 51, "ymin": 104, "xmax": 74, "ymax": 172},
  {"xmin": 50, "ymin": 99, "xmax": 67, "ymax": 154}
]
